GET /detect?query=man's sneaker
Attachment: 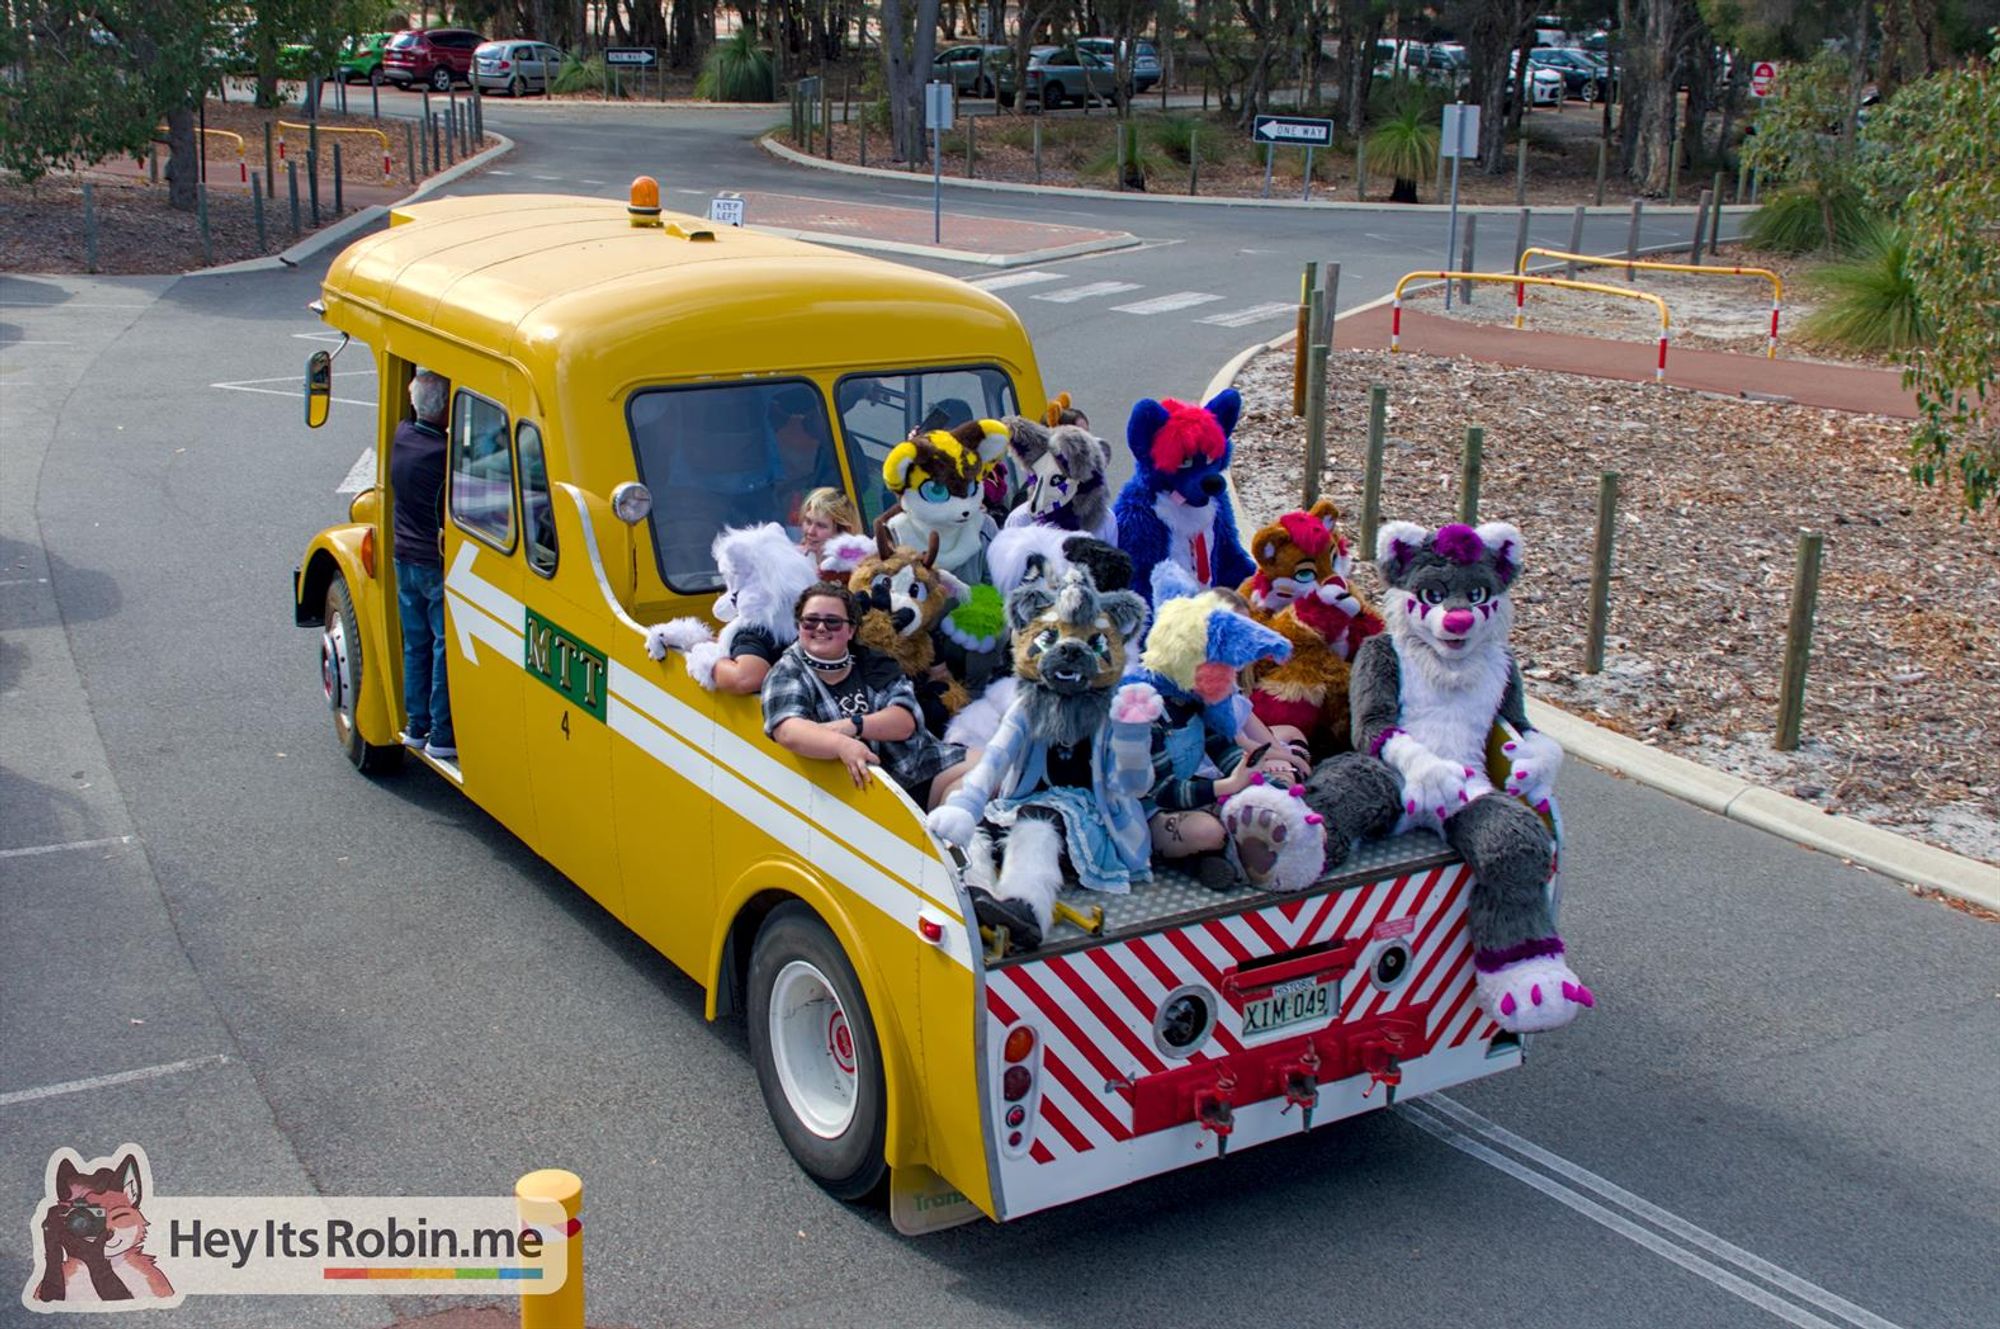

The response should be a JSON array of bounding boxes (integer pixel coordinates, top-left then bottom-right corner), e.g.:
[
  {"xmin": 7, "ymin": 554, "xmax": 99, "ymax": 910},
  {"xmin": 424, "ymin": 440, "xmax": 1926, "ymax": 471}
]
[
  {"xmin": 402, "ymin": 731, "xmax": 429, "ymax": 750},
  {"xmin": 422, "ymin": 741, "xmax": 458, "ymax": 761}
]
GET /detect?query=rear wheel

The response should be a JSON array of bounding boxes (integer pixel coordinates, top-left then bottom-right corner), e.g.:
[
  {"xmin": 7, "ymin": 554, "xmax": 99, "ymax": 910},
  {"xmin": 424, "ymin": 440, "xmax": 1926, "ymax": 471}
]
[
  {"xmin": 368, "ymin": 66, "xmax": 384, "ymax": 87},
  {"xmin": 509, "ymin": 74, "xmax": 525, "ymax": 97},
  {"xmin": 1043, "ymin": 80, "xmax": 1066, "ymax": 108},
  {"xmin": 747, "ymin": 903, "xmax": 887, "ymax": 1201},
  {"xmin": 430, "ymin": 65, "xmax": 453, "ymax": 92},
  {"xmin": 322, "ymin": 576, "xmax": 403, "ymax": 775}
]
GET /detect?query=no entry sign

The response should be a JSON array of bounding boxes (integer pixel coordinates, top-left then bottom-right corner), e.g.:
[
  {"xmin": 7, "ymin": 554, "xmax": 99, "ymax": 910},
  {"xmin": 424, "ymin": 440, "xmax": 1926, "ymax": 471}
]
[{"xmin": 1750, "ymin": 60, "xmax": 1777, "ymax": 97}]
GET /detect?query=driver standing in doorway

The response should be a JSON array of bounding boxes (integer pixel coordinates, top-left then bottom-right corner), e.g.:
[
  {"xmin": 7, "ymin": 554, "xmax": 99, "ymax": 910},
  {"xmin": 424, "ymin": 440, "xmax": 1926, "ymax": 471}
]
[{"xmin": 391, "ymin": 370, "xmax": 456, "ymax": 761}]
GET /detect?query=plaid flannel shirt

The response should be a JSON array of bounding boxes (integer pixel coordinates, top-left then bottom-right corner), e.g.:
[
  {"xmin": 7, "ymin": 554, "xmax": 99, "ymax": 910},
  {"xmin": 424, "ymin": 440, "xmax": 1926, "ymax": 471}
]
[{"xmin": 761, "ymin": 645, "xmax": 961, "ymax": 793}]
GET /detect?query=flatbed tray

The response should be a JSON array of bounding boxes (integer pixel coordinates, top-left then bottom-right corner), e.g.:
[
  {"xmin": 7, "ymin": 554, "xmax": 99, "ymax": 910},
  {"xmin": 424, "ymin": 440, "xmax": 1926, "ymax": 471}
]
[{"xmin": 989, "ymin": 832, "xmax": 1458, "ymax": 969}]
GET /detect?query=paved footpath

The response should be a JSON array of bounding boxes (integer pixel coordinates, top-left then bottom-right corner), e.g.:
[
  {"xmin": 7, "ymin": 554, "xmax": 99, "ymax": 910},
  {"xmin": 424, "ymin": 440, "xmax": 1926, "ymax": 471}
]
[{"xmin": 1340, "ymin": 303, "xmax": 1920, "ymax": 417}]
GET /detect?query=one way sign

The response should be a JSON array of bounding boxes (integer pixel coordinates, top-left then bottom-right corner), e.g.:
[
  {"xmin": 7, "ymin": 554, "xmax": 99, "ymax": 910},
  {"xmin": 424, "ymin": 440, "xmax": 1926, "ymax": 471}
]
[{"xmin": 1252, "ymin": 114, "xmax": 1334, "ymax": 146}]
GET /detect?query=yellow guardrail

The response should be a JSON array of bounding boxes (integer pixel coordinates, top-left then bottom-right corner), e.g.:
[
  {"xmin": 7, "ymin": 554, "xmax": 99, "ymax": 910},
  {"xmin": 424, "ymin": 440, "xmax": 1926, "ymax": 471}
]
[
  {"xmin": 1392, "ymin": 270, "xmax": 1674, "ymax": 381},
  {"xmin": 1518, "ymin": 247, "xmax": 1784, "ymax": 358},
  {"xmin": 154, "ymin": 125, "xmax": 247, "ymax": 181},
  {"xmin": 277, "ymin": 121, "xmax": 394, "ymax": 176}
]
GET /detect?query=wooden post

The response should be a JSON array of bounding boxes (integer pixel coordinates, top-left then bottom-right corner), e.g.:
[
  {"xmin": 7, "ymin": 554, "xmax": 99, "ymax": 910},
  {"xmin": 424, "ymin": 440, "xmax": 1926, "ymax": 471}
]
[
  {"xmin": 288, "ymin": 159, "xmax": 301, "ymax": 236},
  {"xmin": 1584, "ymin": 471, "xmax": 1619, "ymax": 674},
  {"xmin": 1514, "ymin": 207, "xmax": 1531, "ymax": 272},
  {"xmin": 264, "ymin": 122, "xmax": 274, "ymax": 196},
  {"xmin": 1749, "ymin": 167, "xmax": 1760, "ymax": 205},
  {"xmin": 82, "ymin": 183, "xmax": 99, "ymax": 273},
  {"xmin": 1458, "ymin": 214, "xmax": 1477, "ymax": 304},
  {"xmin": 1626, "ymin": 198, "xmax": 1642, "ymax": 280},
  {"xmin": 1360, "ymin": 384, "xmax": 1387, "ymax": 558},
  {"xmin": 197, "ymin": 184, "xmax": 213, "ymax": 264},
  {"xmin": 252, "ymin": 172, "xmax": 267, "ymax": 251},
  {"xmin": 1319, "ymin": 262, "xmax": 1340, "ymax": 345},
  {"xmin": 1691, "ymin": 188, "xmax": 1712, "ymax": 265},
  {"xmin": 1566, "ymin": 205, "xmax": 1585, "ymax": 279},
  {"xmin": 1736, "ymin": 157, "xmax": 1749, "ymax": 204},
  {"xmin": 1293, "ymin": 261, "xmax": 1317, "ymax": 418},
  {"xmin": 371, "ymin": 80, "xmax": 380, "ymax": 120},
  {"xmin": 1354, "ymin": 137, "xmax": 1365, "ymax": 201},
  {"xmin": 1514, "ymin": 136, "xmax": 1528, "ymax": 205},
  {"xmin": 1774, "ymin": 531, "xmax": 1824, "ymax": 751},
  {"xmin": 1304, "ymin": 336, "xmax": 1330, "ymax": 507},
  {"xmin": 822, "ymin": 76, "xmax": 833, "ymax": 159},
  {"xmin": 1666, "ymin": 120, "xmax": 1679, "ymax": 201},
  {"xmin": 967, "ymin": 114, "xmax": 976, "ymax": 178},
  {"xmin": 1033, "ymin": 117, "xmax": 1042, "ymax": 184},
  {"xmin": 1709, "ymin": 170, "xmax": 1725, "ymax": 254},
  {"xmin": 1114, "ymin": 120, "xmax": 1123, "ymax": 190},
  {"xmin": 149, "ymin": 144, "xmax": 159, "ymax": 184},
  {"xmin": 332, "ymin": 142, "xmax": 344, "ymax": 214},
  {"xmin": 1594, "ymin": 137, "xmax": 1608, "ymax": 206},
  {"xmin": 1189, "ymin": 127, "xmax": 1198, "ymax": 195},
  {"xmin": 307, "ymin": 148, "xmax": 320, "ymax": 226},
  {"xmin": 1458, "ymin": 426, "xmax": 1483, "ymax": 523}
]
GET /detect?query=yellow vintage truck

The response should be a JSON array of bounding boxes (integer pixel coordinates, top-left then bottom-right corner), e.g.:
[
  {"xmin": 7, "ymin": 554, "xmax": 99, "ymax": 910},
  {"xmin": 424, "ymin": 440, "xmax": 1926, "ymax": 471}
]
[{"xmin": 295, "ymin": 186, "xmax": 1538, "ymax": 1231}]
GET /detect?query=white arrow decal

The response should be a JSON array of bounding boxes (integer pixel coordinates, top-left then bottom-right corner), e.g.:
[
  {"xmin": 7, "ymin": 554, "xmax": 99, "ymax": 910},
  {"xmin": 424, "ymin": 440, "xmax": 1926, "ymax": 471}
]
[{"xmin": 444, "ymin": 542, "xmax": 525, "ymax": 664}]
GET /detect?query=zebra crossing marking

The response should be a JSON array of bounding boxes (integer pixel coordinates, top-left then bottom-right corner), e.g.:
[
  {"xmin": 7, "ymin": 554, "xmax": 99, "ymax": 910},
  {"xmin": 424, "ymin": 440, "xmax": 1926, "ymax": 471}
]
[
  {"xmin": 1031, "ymin": 281, "xmax": 1144, "ymax": 304},
  {"xmin": 967, "ymin": 269, "xmax": 1065, "ymax": 291},
  {"xmin": 1199, "ymin": 301, "xmax": 1303, "ymax": 328},
  {"xmin": 1110, "ymin": 291, "xmax": 1225, "ymax": 315}
]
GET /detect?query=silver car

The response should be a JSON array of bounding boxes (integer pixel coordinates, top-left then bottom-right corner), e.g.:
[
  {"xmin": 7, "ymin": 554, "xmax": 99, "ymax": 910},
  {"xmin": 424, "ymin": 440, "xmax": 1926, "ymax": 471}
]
[{"xmin": 474, "ymin": 40, "xmax": 563, "ymax": 97}]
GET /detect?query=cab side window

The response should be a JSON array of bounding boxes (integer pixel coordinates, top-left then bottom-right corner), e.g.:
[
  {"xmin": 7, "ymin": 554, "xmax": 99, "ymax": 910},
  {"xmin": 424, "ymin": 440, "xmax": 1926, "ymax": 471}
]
[
  {"xmin": 517, "ymin": 421, "xmax": 558, "ymax": 576},
  {"xmin": 626, "ymin": 379, "xmax": 842, "ymax": 593},
  {"xmin": 450, "ymin": 390, "xmax": 516, "ymax": 551}
]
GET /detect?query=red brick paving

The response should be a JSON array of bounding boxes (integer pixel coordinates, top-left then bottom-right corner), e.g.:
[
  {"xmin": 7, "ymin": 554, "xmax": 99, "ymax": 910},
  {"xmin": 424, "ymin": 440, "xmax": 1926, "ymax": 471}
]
[
  {"xmin": 735, "ymin": 189, "xmax": 1125, "ymax": 255},
  {"xmin": 1338, "ymin": 304, "xmax": 1920, "ymax": 419}
]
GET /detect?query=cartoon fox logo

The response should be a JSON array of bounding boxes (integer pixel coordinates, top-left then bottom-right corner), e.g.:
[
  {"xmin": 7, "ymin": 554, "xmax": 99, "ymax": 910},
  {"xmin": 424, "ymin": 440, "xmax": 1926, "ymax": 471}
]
[{"xmin": 27, "ymin": 1147, "xmax": 174, "ymax": 1306}]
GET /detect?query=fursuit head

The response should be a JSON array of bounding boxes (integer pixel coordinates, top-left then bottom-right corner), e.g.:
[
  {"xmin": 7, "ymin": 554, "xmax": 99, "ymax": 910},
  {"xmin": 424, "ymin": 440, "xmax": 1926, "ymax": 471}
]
[
  {"xmin": 1003, "ymin": 414, "xmax": 1117, "ymax": 544},
  {"xmin": 1011, "ymin": 567, "xmax": 1149, "ymax": 748},
  {"xmin": 642, "ymin": 522, "xmax": 818, "ymax": 688},
  {"xmin": 1302, "ymin": 520, "xmax": 1594, "ymax": 1033},
  {"xmin": 881, "ymin": 418, "xmax": 1010, "ymax": 574},
  {"xmin": 848, "ymin": 527, "xmax": 971, "ymax": 726}
]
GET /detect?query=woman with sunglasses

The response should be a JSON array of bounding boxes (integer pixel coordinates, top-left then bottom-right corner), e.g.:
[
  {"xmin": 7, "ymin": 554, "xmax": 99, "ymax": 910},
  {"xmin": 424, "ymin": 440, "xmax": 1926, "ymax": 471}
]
[{"xmin": 763, "ymin": 586, "xmax": 977, "ymax": 808}]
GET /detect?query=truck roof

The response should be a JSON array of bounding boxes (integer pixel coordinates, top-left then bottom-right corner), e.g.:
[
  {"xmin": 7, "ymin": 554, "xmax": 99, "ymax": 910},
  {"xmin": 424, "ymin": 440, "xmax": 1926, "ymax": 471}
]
[{"xmin": 319, "ymin": 193, "xmax": 1032, "ymax": 394}]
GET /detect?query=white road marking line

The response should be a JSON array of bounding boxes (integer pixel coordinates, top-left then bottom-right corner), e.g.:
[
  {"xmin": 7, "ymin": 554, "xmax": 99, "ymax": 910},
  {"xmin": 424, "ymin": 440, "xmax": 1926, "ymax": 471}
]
[
  {"xmin": 0, "ymin": 340, "xmax": 74, "ymax": 347},
  {"xmin": 1111, "ymin": 291, "xmax": 1224, "ymax": 315},
  {"xmin": 1418, "ymin": 1095, "xmax": 1905, "ymax": 1329},
  {"xmin": 335, "ymin": 448, "xmax": 375, "ymax": 494},
  {"xmin": 579, "ymin": 178, "xmax": 606, "ymax": 185},
  {"xmin": 0, "ymin": 577, "xmax": 51, "ymax": 586},
  {"xmin": 1403, "ymin": 1098, "xmax": 1904, "ymax": 1329},
  {"xmin": 1031, "ymin": 281, "xmax": 1143, "ymax": 304},
  {"xmin": 529, "ymin": 174, "xmax": 563, "ymax": 181},
  {"xmin": 1197, "ymin": 301, "xmax": 1300, "ymax": 328},
  {"xmin": 0, "ymin": 303, "xmax": 152, "ymax": 310},
  {"xmin": 486, "ymin": 169, "xmax": 514, "ymax": 175},
  {"xmin": 0, "ymin": 1055, "xmax": 229, "ymax": 1109},
  {"xmin": 0, "ymin": 835, "xmax": 134, "ymax": 860},
  {"xmin": 291, "ymin": 331, "xmax": 349, "ymax": 344},
  {"xmin": 210, "ymin": 382, "xmax": 372, "ymax": 407},
  {"xmin": 967, "ymin": 269, "xmax": 1064, "ymax": 291}
]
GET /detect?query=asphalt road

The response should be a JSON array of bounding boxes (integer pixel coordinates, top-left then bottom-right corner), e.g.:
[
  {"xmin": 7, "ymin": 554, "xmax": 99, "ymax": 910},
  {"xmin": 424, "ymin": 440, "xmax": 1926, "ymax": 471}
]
[{"xmin": 1, "ymin": 101, "xmax": 1995, "ymax": 1329}]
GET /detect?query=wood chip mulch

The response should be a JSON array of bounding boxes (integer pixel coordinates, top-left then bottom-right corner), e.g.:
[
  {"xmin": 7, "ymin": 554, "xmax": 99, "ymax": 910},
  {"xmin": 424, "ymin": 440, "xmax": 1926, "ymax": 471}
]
[{"xmin": 1228, "ymin": 346, "xmax": 2000, "ymax": 867}]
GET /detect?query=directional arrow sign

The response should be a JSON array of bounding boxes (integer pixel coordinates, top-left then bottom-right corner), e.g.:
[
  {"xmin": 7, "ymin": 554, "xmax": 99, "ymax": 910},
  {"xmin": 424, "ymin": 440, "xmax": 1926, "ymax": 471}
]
[{"xmin": 1253, "ymin": 115, "xmax": 1334, "ymax": 147}]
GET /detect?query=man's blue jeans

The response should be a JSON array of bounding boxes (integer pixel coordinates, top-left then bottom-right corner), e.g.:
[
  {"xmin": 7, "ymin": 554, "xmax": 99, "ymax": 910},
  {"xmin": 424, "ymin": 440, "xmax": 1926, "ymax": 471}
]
[{"xmin": 395, "ymin": 558, "xmax": 453, "ymax": 746}]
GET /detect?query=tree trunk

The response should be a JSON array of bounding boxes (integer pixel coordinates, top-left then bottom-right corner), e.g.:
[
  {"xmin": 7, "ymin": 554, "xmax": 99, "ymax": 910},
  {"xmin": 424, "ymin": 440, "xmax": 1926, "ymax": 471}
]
[{"xmin": 164, "ymin": 105, "xmax": 198, "ymax": 213}]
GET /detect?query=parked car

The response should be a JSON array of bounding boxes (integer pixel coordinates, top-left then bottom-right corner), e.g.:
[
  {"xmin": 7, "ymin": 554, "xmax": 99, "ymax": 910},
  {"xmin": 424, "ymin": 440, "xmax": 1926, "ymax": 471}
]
[
  {"xmin": 474, "ymin": 40, "xmax": 565, "ymax": 96},
  {"xmin": 337, "ymin": 33, "xmax": 393, "ymax": 84},
  {"xmin": 1075, "ymin": 37, "xmax": 1162, "ymax": 93},
  {"xmin": 1526, "ymin": 64, "xmax": 1565, "ymax": 106},
  {"xmin": 1528, "ymin": 47, "xmax": 1614, "ymax": 102},
  {"xmin": 931, "ymin": 43, "xmax": 1011, "ymax": 98},
  {"xmin": 997, "ymin": 44, "xmax": 1118, "ymax": 109},
  {"xmin": 1406, "ymin": 42, "xmax": 1470, "ymax": 93},
  {"xmin": 381, "ymin": 27, "xmax": 481, "ymax": 91}
]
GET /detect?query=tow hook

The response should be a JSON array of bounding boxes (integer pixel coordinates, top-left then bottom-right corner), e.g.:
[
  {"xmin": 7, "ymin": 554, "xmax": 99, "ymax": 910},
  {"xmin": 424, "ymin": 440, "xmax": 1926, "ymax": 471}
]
[
  {"xmin": 1359, "ymin": 1034, "xmax": 1404, "ymax": 1104},
  {"xmin": 1195, "ymin": 1072, "xmax": 1238, "ymax": 1157},
  {"xmin": 1281, "ymin": 1043, "xmax": 1322, "ymax": 1133}
]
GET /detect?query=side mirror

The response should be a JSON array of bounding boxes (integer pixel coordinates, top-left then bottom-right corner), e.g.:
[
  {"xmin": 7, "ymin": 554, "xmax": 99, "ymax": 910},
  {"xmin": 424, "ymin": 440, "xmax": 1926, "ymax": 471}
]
[{"xmin": 304, "ymin": 350, "xmax": 332, "ymax": 429}]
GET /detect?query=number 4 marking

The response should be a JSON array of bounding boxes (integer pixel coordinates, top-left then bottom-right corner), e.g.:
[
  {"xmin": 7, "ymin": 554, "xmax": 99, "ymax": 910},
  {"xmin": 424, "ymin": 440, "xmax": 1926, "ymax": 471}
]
[{"xmin": 560, "ymin": 710, "xmax": 570, "ymax": 739}]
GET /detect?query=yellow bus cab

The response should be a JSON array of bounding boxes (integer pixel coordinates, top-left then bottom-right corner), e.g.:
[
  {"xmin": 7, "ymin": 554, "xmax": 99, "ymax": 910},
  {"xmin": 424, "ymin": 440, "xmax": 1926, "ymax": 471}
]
[{"xmin": 295, "ymin": 184, "xmax": 1538, "ymax": 1230}]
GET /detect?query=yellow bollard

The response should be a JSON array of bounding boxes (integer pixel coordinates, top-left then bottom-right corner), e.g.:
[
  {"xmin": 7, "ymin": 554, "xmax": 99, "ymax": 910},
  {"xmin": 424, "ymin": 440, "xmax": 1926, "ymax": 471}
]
[{"xmin": 518, "ymin": 1168, "xmax": 582, "ymax": 1329}]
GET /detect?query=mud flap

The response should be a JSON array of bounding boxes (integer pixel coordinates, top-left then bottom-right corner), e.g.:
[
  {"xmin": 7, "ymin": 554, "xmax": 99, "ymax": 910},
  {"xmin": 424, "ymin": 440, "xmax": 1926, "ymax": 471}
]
[{"xmin": 888, "ymin": 1165, "xmax": 988, "ymax": 1236}]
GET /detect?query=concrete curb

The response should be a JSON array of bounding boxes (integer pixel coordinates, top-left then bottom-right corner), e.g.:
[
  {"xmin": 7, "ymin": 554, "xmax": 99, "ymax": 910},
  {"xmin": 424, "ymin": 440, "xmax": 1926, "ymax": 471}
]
[
  {"xmin": 1207, "ymin": 305, "xmax": 2000, "ymax": 915},
  {"xmin": 745, "ymin": 222, "xmax": 1139, "ymax": 268},
  {"xmin": 758, "ymin": 131, "xmax": 1752, "ymax": 217},
  {"xmin": 187, "ymin": 133, "xmax": 516, "ymax": 278}
]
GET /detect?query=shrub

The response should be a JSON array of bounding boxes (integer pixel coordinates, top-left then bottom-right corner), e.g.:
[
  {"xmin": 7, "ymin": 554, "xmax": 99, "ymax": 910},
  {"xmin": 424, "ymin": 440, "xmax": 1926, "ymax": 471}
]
[
  {"xmin": 1800, "ymin": 220, "xmax": 1932, "ymax": 353},
  {"xmin": 1145, "ymin": 115, "xmax": 1223, "ymax": 166},
  {"xmin": 1366, "ymin": 92, "xmax": 1439, "ymax": 203},
  {"xmin": 1082, "ymin": 121, "xmax": 1167, "ymax": 188},
  {"xmin": 550, "ymin": 55, "xmax": 612, "ymax": 96},
  {"xmin": 1745, "ymin": 185, "xmax": 1871, "ymax": 254},
  {"xmin": 695, "ymin": 27, "xmax": 775, "ymax": 103}
]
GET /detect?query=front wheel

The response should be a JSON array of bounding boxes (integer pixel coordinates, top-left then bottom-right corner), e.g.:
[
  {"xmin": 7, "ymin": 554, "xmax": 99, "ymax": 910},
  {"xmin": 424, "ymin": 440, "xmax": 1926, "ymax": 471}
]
[
  {"xmin": 509, "ymin": 75, "xmax": 525, "ymax": 97},
  {"xmin": 368, "ymin": 67, "xmax": 384, "ymax": 87},
  {"xmin": 1582, "ymin": 80, "xmax": 1600, "ymax": 104},
  {"xmin": 322, "ymin": 576, "xmax": 403, "ymax": 775},
  {"xmin": 429, "ymin": 65, "xmax": 453, "ymax": 92},
  {"xmin": 747, "ymin": 903, "xmax": 888, "ymax": 1201},
  {"xmin": 1042, "ymin": 80, "xmax": 1066, "ymax": 109}
]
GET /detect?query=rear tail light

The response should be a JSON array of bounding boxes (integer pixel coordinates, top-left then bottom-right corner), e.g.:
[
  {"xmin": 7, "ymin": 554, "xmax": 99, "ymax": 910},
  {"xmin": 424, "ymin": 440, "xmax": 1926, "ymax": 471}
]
[
  {"xmin": 1001, "ymin": 1066, "xmax": 1031, "ymax": 1102},
  {"xmin": 498, "ymin": 59, "xmax": 510, "ymax": 70},
  {"xmin": 1002, "ymin": 1025, "xmax": 1036, "ymax": 1063}
]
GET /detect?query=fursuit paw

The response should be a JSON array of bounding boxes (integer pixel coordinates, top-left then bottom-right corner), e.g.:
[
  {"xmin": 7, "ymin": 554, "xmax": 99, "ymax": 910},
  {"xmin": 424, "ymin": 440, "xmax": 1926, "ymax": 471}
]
[
  {"xmin": 1220, "ymin": 779, "xmax": 1326, "ymax": 892},
  {"xmin": 1111, "ymin": 681, "xmax": 1165, "ymax": 725},
  {"xmin": 644, "ymin": 617, "xmax": 714, "ymax": 661},
  {"xmin": 1502, "ymin": 728, "xmax": 1565, "ymax": 811},
  {"xmin": 819, "ymin": 533, "xmax": 875, "ymax": 578},
  {"xmin": 681, "ymin": 640, "xmax": 724, "ymax": 690},
  {"xmin": 925, "ymin": 803, "xmax": 978, "ymax": 848},
  {"xmin": 1400, "ymin": 750, "xmax": 1477, "ymax": 824},
  {"xmin": 967, "ymin": 886, "xmax": 1043, "ymax": 953},
  {"xmin": 1476, "ymin": 953, "xmax": 1594, "ymax": 1034}
]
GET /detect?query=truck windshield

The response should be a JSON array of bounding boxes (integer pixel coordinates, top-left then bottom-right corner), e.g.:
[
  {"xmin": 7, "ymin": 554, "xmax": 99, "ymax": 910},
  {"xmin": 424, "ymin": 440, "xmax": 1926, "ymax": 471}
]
[
  {"xmin": 627, "ymin": 378, "xmax": 843, "ymax": 593},
  {"xmin": 834, "ymin": 366, "xmax": 1018, "ymax": 526}
]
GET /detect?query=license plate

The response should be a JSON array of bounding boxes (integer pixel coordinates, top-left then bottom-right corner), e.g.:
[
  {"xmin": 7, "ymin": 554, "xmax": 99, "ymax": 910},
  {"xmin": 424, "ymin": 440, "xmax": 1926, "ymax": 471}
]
[{"xmin": 1240, "ymin": 976, "xmax": 1332, "ymax": 1035}]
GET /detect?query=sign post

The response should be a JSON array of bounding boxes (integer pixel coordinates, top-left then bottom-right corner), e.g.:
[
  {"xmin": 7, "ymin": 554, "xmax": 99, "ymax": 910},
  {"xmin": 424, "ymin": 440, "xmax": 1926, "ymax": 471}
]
[
  {"xmin": 1749, "ymin": 60, "xmax": 1777, "ymax": 98},
  {"xmin": 605, "ymin": 47, "xmax": 657, "ymax": 100},
  {"xmin": 1252, "ymin": 114, "xmax": 1334, "ymax": 201},
  {"xmin": 925, "ymin": 81, "xmax": 953, "ymax": 244},
  {"xmin": 1440, "ymin": 101, "xmax": 1480, "ymax": 311}
]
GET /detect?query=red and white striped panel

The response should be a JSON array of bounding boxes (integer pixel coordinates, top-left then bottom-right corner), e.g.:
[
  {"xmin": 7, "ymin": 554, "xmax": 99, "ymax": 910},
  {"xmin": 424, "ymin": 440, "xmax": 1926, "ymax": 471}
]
[{"xmin": 983, "ymin": 862, "xmax": 1498, "ymax": 1164}]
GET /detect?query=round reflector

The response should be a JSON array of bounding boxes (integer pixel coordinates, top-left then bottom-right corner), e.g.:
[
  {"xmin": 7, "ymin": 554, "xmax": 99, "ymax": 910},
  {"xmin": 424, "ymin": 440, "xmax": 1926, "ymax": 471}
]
[{"xmin": 1001, "ymin": 1066, "xmax": 1032, "ymax": 1102}]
